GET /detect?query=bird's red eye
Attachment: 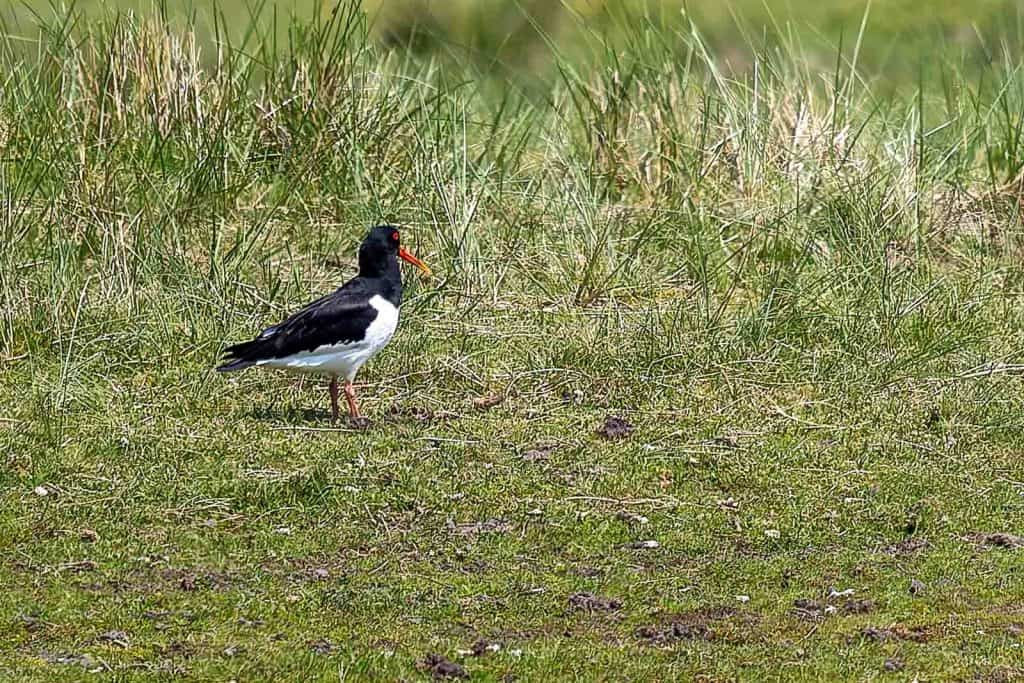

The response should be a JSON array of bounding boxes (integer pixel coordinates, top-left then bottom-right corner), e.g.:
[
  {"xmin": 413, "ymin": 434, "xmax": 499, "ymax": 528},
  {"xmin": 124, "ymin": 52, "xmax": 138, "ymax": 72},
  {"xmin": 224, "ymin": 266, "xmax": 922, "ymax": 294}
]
[{"xmin": 392, "ymin": 231, "xmax": 400, "ymax": 242}]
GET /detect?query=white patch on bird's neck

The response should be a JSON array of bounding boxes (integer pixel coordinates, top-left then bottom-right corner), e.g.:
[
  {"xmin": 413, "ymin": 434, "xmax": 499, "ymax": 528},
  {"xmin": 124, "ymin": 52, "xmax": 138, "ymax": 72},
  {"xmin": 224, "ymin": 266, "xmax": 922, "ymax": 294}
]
[{"xmin": 363, "ymin": 294, "xmax": 399, "ymax": 354}]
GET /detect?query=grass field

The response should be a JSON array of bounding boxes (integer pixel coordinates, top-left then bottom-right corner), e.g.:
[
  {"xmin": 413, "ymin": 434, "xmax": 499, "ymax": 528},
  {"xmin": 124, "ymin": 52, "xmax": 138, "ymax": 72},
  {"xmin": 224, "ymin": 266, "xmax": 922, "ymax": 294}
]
[{"xmin": 3, "ymin": 1, "xmax": 1024, "ymax": 680}]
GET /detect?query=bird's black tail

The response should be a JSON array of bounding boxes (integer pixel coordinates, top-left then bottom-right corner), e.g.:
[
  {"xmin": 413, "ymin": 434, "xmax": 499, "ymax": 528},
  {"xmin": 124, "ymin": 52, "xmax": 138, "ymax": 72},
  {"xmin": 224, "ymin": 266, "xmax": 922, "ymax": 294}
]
[{"xmin": 216, "ymin": 340, "xmax": 261, "ymax": 372}]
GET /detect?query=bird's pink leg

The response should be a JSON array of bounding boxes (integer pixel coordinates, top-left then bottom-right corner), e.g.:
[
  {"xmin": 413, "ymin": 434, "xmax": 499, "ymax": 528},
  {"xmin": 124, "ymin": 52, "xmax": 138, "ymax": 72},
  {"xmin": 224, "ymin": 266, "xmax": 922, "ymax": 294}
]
[
  {"xmin": 343, "ymin": 380, "xmax": 361, "ymax": 420},
  {"xmin": 329, "ymin": 376, "xmax": 340, "ymax": 423}
]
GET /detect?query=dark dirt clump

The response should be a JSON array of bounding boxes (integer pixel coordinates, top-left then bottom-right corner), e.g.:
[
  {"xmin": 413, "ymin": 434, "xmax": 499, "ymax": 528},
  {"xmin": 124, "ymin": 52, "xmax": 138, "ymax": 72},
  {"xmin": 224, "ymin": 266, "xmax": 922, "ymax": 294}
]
[
  {"xmin": 568, "ymin": 592, "xmax": 623, "ymax": 613},
  {"xmin": 96, "ymin": 630, "xmax": 130, "ymax": 647},
  {"xmin": 860, "ymin": 625, "xmax": 929, "ymax": 643},
  {"xmin": 982, "ymin": 666, "xmax": 1024, "ymax": 683},
  {"xmin": 348, "ymin": 416, "xmax": 372, "ymax": 430},
  {"xmin": 707, "ymin": 435, "xmax": 740, "ymax": 449},
  {"xmin": 297, "ymin": 567, "xmax": 331, "ymax": 582},
  {"xmin": 309, "ymin": 639, "xmax": 336, "ymax": 655},
  {"xmin": 843, "ymin": 599, "xmax": 876, "ymax": 614},
  {"xmin": 793, "ymin": 598, "xmax": 825, "ymax": 621},
  {"xmin": 472, "ymin": 394, "xmax": 504, "ymax": 410},
  {"xmin": 884, "ymin": 538, "xmax": 929, "ymax": 556},
  {"xmin": 158, "ymin": 567, "xmax": 235, "ymax": 592},
  {"xmin": 417, "ymin": 653, "xmax": 469, "ymax": 679},
  {"xmin": 469, "ymin": 639, "xmax": 499, "ymax": 656},
  {"xmin": 389, "ymin": 405, "xmax": 435, "ymax": 422},
  {"xmin": 60, "ymin": 560, "xmax": 98, "ymax": 574},
  {"xmin": 637, "ymin": 606, "xmax": 756, "ymax": 645},
  {"xmin": 616, "ymin": 510, "xmax": 648, "ymax": 526},
  {"xmin": 968, "ymin": 532, "xmax": 1024, "ymax": 549},
  {"xmin": 17, "ymin": 614, "xmax": 48, "ymax": 633},
  {"xmin": 522, "ymin": 446, "xmax": 554, "ymax": 462},
  {"xmin": 596, "ymin": 416, "xmax": 634, "ymax": 440},
  {"xmin": 792, "ymin": 597, "xmax": 876, "ymax": 620}
]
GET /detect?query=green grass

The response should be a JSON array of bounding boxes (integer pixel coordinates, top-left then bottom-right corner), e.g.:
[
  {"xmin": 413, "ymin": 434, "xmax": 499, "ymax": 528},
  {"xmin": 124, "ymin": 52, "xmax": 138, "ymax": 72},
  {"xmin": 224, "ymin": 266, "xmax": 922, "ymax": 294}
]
[
  {"xmin": 3, "ymin": 2, "xmax": 1024, "ymax": 680},
  {"xmin": 7, "ymin": 0, "xmax": 1023, "ymax": 84}
]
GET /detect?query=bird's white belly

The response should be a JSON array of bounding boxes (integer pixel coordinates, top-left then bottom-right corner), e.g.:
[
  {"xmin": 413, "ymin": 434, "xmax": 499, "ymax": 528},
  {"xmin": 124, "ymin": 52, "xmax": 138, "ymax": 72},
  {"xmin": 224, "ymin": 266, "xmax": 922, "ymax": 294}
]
[{"xmin": 258, "ymin": 295, "xmax": 399, "ymax": 381}]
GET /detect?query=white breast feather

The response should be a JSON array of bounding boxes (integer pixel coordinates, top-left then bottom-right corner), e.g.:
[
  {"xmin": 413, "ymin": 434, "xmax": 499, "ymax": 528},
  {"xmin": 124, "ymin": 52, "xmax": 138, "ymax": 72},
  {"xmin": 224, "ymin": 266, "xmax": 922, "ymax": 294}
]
[{"xmin": 258, "ymin": 295, "xmax": 399, "ymax": 381}]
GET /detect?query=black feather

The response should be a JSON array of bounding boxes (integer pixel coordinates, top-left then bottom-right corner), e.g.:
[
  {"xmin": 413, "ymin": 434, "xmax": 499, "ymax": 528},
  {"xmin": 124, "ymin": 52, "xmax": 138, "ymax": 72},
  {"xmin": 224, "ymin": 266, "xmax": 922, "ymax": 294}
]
[{"xmin": 216, "ymin": 356, "xmax": 256, "ymax": 372}]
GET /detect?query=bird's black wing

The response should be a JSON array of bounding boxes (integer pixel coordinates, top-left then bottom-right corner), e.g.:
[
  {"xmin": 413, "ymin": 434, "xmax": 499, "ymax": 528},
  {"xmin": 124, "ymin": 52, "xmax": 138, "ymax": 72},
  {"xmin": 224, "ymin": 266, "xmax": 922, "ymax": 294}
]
[{"xmin": 217, "ymin": 278, "xmax": 379, "ymax": 371}]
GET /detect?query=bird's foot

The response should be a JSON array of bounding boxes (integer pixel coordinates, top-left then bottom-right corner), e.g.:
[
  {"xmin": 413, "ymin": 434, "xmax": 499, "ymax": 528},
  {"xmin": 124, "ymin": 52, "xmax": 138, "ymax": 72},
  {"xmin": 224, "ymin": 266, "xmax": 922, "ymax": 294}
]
[{"xmin": 348, "ymin": 416, "xmax": 372, "ymax": 430}]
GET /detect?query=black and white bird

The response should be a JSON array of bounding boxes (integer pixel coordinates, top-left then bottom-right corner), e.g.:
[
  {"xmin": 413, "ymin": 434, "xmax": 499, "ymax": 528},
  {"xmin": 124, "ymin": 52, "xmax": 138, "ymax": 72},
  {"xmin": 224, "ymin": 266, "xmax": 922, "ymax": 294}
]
[{"xmin": 217, "ymin": 225, "xmax": 431, "ymax": 424}]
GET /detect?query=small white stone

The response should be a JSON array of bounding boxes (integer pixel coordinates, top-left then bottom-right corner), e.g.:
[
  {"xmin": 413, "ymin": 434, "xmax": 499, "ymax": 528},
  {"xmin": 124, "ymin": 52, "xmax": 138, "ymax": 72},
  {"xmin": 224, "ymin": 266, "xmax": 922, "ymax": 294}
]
[
  {"xmin": 617, "ymin": 511, "xmax": 649, "ymax": 525},
  {"xmin": 735, "ymin": 595, "xmax": 750, "ymax": 603},
  {"xmin": 33, "ymin": 486, "xmax": 49, "ymax": 496},
  {"xmin": 274, "ymin": 527, "xmax": 292, "ymax": 536},
  {"xmin": 764, "ymin": 529, "xmax": 781, "ymax": 538}
]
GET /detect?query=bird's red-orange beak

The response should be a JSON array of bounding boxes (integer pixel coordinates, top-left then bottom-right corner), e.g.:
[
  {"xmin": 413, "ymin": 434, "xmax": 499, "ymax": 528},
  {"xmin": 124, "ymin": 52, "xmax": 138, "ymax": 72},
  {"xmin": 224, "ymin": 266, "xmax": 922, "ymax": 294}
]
[{"xmin": 398, "ymin": 246, "xmax": 432, "ymax": 277}]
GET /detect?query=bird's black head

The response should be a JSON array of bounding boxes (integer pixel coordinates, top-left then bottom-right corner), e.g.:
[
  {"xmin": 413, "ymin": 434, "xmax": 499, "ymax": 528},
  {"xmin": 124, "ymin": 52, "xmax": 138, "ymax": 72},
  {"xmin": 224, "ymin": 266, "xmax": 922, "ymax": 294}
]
[{"xmin": 358, "ymin": 225, "xmax": 431, "ymax": 279}]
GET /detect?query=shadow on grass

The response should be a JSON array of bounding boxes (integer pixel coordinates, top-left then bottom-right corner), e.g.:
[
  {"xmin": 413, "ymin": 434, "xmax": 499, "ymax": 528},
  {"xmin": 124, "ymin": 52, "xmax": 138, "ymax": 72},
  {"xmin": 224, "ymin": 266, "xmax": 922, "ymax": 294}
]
[{"xmin": 245, "ymin": 403, "xmax": 330, "ymax": 424}]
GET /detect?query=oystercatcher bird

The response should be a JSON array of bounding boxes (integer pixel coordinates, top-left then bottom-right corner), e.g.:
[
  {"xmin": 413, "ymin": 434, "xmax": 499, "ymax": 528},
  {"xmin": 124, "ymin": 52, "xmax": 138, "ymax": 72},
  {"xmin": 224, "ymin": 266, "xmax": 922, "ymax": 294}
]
[{"xmin": 217, "ymin": 225, "xmax": 431, "ymax": 424}]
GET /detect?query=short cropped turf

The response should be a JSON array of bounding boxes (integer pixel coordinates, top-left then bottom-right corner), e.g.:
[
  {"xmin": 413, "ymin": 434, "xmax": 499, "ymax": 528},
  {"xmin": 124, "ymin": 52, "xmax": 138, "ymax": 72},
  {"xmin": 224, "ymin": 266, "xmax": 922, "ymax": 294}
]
[{"xmin": 3, "ymin": 2, "xmax": 1024, "ymax": 680}]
